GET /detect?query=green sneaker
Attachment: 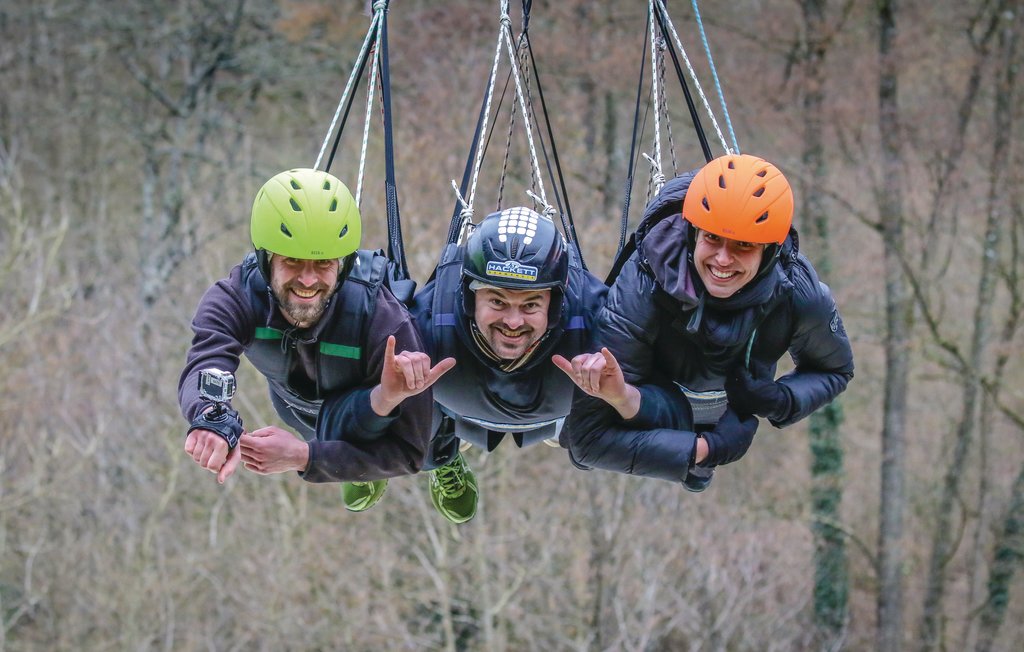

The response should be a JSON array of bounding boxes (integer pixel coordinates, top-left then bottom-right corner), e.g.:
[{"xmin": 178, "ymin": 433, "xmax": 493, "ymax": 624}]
[
  {"xmin": 428, "ymin": 453, "xmax": 478, "ymax": 524},
  {"xmin": 341, "ymin": 479, "xmax": 388, "ymax": 512}
]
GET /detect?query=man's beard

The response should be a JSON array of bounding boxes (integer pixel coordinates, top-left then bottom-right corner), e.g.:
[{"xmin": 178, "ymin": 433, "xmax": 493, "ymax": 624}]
[{"xmin": 272, "ymin": 280, "xmax": 336, "ymax": 327}]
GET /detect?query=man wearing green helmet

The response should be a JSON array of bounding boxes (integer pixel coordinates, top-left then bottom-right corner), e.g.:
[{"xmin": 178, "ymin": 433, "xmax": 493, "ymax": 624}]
[{"xmin": 178, "ymin": 168, "xmax": 452, "ymax": 511}]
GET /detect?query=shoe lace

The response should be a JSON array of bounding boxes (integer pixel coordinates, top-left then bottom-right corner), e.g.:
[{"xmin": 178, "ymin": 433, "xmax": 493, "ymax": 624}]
[{"xmin": 433, "ymin": 461, "xmax": 466, "ymax": 498}]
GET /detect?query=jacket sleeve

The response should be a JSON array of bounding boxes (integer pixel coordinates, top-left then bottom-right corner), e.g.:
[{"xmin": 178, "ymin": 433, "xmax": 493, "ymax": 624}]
[
  {"xmin": 566, "ymin": 388, "xmax": 698, "ymax": 482},
  {"xmin": 178, "ymin": 266, "xmax": 255, "ymax": 423},
  {"xmin": 302, "ymin": 286, "xmax": 433, "ymax": 482},
  {"xmin": 564, "ymin": 257, "xmax": 701, "ymax": 483},
  {"xmin": 770, "ymin": 270, "xmax": 855, "ymax": 427}
]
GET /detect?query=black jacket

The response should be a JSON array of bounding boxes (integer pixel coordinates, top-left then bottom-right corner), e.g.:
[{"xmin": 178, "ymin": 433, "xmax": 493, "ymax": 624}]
[{"xmin": 565, "ymin": 172, "xmax": 854, "ymax": 482}]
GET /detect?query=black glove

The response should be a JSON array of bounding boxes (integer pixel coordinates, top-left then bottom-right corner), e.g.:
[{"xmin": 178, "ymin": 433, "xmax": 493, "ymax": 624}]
[
  {"xmin": 725, "ymin": 359, "xmax": 793, "ymax": 422},
  {"xmin": 698, "ymin": 408, "xmax": 758, "ymax": 467},
  {"xmin": 187, "ymin": 406, "xmax": 244, "ymax": 449}
]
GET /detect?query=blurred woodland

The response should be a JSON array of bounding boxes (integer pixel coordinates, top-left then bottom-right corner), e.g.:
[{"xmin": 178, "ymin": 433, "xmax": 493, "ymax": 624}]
[{"xmin": 1, "ymin": 0, "xmax": 1023, "ymax": 650}]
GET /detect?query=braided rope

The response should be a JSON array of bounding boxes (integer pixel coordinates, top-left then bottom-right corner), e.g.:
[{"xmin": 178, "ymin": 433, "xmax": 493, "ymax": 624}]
[
  {"xmin": 654, "ymin": 0, "xmax": 732, "ymax": 155},
  {"xmin": 355, "ymin": 19, "xmax": 384, "ymax": 207},
  {"xmin": 314, "ymin": 9, "xmax": 383, "ymax": 170},
  {"xmin": 500, "ymin": 16, "xmax": 549, "ymax": 209},
  {"xmin": 462, "ymin": 6, "xmax": 509, "ymax": 220},
  {"xmin": 691, "ymin": 0, "xmax": 739, "ymax": 153},
  {"xmin": 450, "ymin": 180, "xmax": 475, "ymax": 245},
  {"xmin": 647, "ymin": 0, "xmax": 664, "ymax": 195},
  {"xmin": 659, "ymin": 37, "xmax": 678, "ymax": 176}
]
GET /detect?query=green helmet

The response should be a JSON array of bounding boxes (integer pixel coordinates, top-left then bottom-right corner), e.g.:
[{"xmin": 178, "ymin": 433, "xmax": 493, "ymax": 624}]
[{"xmin": 250, "ymin": 168, "xmax": 361, "ymax": 280}]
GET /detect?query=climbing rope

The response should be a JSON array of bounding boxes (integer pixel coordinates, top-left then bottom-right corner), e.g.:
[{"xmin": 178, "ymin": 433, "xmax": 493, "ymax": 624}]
[
  {"xmin": 608, "ymin": 0, "xmax": 740, "ymax": 284},
  {"xmin": 690, "ymin": 0, "xmax": 739, "ymax": 153},
  {"xmin": 314, "ymin": 4, "xmax": 384, "ymax": 172},
  {"xmin": 653, "ymin": 0, "xmax": 736, "ymax": 156},
  {"xmin": 355, "ymin": 11, "xmax": 385, "ymax": 207},
  {"xmin": 312, "ymin": 0, "xmax": 410, "ymax": 282},
  {"xmin": 457, "ymin": 0, "xmax": 550, "ymax": 229}
]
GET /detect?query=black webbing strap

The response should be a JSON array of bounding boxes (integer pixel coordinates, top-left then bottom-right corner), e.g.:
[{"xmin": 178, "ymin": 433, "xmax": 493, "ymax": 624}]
[
  {"xmin": 322, "ymin": 1, "xmax": 410, "ymax": 285},
  {"xmin": 523, "ymin": 31, "xmax": 587, "ymax": 271},
  {"xmin": 447, "ymin": 64, "xmax": 498, "ymax": 246},
  {"xmin": 324, "ymin": 27, "xmax": 373, "ymax": 174},
  {"xmin": 378, "ymin": 6, "xmax": 409, "ymax": 280},
  {"xmin": 608, "ymin": 1, "xmax": 716, "ymax": 285},
  {"xmin": 654, "ymin": 2, "xmax": 712, "ymax": 163},
  {"xmin": 617, "ymin": 21, "xmax": 652, "ymax": 255}
]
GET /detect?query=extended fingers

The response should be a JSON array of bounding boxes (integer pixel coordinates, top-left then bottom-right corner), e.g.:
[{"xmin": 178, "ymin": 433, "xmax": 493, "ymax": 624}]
[
  {"xmin": 552, "ymin": 354, "xmax": 574, "ymax": 377},
  {"xmin": 425, "ymin": 357, "xmax": 456, "ymax": 387}
]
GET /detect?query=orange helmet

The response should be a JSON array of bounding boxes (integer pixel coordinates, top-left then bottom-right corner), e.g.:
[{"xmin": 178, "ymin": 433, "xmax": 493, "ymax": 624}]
[{"xmin": 682, "ymin": 154, "xmax": 794, "ymax": 245}]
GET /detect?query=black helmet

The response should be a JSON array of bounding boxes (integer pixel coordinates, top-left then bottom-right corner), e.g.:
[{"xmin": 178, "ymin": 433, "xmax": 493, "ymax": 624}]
[{"xmin": 463, "ymin": 207, "xmax": 569, "ymax": 291}]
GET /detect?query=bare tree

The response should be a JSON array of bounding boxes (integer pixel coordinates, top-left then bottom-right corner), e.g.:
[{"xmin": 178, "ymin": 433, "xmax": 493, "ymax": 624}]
[
  {"xmin": 876, "ymin": 1, "xmax": 912, "ymax": 650},
  {"xmin": 798, "ymin": 0, "xmax": 855, "ymax": 642}
]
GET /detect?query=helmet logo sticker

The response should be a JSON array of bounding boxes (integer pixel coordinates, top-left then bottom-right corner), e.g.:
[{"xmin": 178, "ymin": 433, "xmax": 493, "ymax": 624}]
[
  {"xmin": 496, "ymin": 207, "xmax": 539, "ymax": 246},
  {"xmin": 486, "ymin": 260, "xmax": 539, "ymax": 281}
]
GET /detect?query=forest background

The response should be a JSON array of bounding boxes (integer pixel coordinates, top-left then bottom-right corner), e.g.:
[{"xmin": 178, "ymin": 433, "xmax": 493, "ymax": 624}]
[{"xmin": 1, "ymin": 0, "xmax": 1022, "ymax": 651}]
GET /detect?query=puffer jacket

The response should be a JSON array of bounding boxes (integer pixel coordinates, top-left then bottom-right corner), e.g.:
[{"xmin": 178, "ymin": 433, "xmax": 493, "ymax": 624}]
[{"xmin": 565, "ymin": 171, "xmax": 854, "ymax": 482}]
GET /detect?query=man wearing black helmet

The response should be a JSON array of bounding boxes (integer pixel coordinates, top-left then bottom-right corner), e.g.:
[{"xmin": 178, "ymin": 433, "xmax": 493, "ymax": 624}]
[
  {"xmin": 559, "ymin": 154, "xmax": 854, "ymax": 491},
  {"xmin": 408, "ymin": 207, "xmax": 608, "ymax": 523},
  {"xmin": 178, "ymin": 169, "xmax": 451, "ymax": 512}
]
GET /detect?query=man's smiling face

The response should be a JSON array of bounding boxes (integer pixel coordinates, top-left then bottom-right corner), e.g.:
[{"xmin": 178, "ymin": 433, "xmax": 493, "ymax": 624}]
[
  {"xmin": 472, "ymin": 285, "xmax": 551, "ymax": 359},
  {"xmin": 270, "ymin": 255, "xmax": 340, "ymax": 327}
]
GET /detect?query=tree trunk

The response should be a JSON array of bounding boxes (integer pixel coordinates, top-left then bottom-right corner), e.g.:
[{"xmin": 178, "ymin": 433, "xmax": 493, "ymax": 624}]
[
  {"xmin": 799, "ymin": 0, "xmax": 849, "ymax": 639},
  {"xmin": 916, "ymin": 5, "xmax": 1017, "ymax": 650},
  {"xmin": 876, "ymin": 2, "xmax": 912, "ymax": 651}
]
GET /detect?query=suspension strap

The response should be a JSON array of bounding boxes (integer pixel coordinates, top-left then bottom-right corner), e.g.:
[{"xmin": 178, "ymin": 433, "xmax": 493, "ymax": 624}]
[
  {"xmin": 522, "ymin": 20, "xmax": 586, "ymax": 269},
  {"xmin": 654, "ymin": 0, "xmax": 734, "ymax": 157},
  {"xmin": 445, "ymin": 0, "xmax": 581, "ymax": 264},
  {"xmin": 618, "ymin": 24, "xmax": 651, "ymax": 252},
  {"xmin": 609, "ymin": 0, "xmax": 739, "ymax": 283},
  {"xmin": 314, "ymin": 1, "xmax": 409, "ymax": 281}
]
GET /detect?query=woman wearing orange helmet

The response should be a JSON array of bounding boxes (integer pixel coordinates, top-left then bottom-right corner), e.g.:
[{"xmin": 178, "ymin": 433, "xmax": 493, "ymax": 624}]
[{"xmin": 558, "ymin": 154, "xmax": 854, "ymax": 491}]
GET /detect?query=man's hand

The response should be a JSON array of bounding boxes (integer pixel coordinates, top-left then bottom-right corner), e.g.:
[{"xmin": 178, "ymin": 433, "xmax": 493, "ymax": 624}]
[
  {"xmin": 724, "ymin": 359, "xmax": 793, "ymax": 422},
  {"xmin": 184, "ymin": 429, "xmax": 243, "ymax": 484},
  {"xmin": 553, "ymin": 347, "xmax": 641, "ymax": 420},
  {"xmin": 239, "ymin": 426, "xmax": 310, "ymax": 474},
  {"xmin": 371, "ymin": 335, "xmax": 456, "ymax": 416}
]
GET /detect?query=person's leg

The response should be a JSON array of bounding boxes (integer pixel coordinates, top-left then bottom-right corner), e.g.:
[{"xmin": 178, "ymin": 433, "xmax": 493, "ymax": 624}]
[{"xmin": 427, "ymin": 415, "xmax": 479, "ymax": 524}]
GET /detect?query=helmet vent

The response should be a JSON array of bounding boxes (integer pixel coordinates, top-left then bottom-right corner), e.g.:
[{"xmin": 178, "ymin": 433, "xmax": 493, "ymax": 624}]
[
  {"xmin": 728, "ymin": 160, "xmax": 736, "ymax": 169},
  {"xmin": 330, "ymin": 198, "xmax": 338, "ymax": 212},
  {"xmin": 280, "ymin": 223, "xmax": 292, "ymax": 237},
  {"xmin": 339, "ymin": 225, "xmax": 348, "ymax": 238},
  {"xmin": 753, "ymin": 186, "xmax": 766, "ymax": 198},
  {"xmin": 755, "ymin": 211, "xmax": 769, "ymax": 224},
  {"xmin": 289, "ymin": 198, "xmax": 301, "ymax": 211},
  {"xmin": 509, "ymin": 237, "xmax": 520, "ymax": 258},
  {"xmin": 290, "ymin": 180, "xmax": 301, "ymax": 190},
  {"xmin": 323, "ymin": 180, "xmax": 331, "ymax": 190},
  {"xmin": 702, "ymin": 197, "xmax": 710, "ymax": 211},
  {"xmin": 756, "ymin": 169, "xmax": 767, "ymax": 177},
  {"xmin": 718, "ymin": 175, "xmax": 727, "ymax": 188}
]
